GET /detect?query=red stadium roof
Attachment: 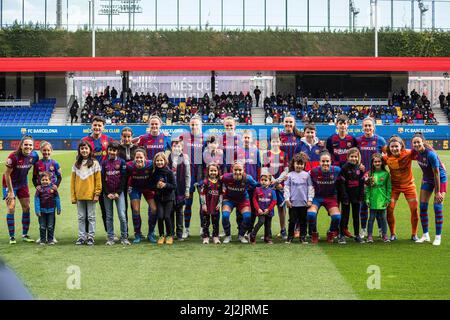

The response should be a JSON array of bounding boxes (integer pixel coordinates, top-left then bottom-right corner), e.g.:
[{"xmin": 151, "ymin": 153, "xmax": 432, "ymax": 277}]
[{"xmin": 1, "ymin": 56, "xmax": 450, "ymax": 72}]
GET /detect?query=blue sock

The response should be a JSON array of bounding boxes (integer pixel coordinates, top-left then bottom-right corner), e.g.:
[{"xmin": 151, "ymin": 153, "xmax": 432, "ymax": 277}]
[
  {"xmin": 22, "ymin": 211, "xmax": 30, "ymax": 236},
  {"xmin": 434, "ymin": 203, "xmax": 443, "ymax": 236},
  {"xmin": 6, "ymin": 213, "xmax": 15, "ymax": 238},
  {"xmin": 330, "ymin": 214, "xmax": 341, "ymax": 232},
  {"xmin": 241, "ymin": 212, "xmax": 252, "ymax": 236},
  {"xmin": 419, "ymin": 202, "xmax": 429, "ymax": 234},
  {"xmin": 307, "ymin": 211, "xmax": 317, "ymax": 233},
  {"xmin": 222, "ymin": 211, "xmax": 231, "ymax": 236}
]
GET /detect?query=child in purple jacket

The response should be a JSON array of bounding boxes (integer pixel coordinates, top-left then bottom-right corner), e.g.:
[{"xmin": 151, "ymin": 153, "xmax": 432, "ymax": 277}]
[{"xmin": 284, "ymin": 152, "xmax": 314, "ymax": 244}]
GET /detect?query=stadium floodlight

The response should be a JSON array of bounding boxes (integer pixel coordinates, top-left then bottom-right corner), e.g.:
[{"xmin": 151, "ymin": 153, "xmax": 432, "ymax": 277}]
[
  {"xmin": 349, "ymin": 0, "xmax": 360, "ymax": 31},
  {"xmin": 418, "ymin": 0, "xmax": 429, "ymax": 31},
  {"xmin": 370, "ymin": 0, "xmax": 378, "ymax": 57},
  {"xmin": 92, "ymin": 0, "xmax": 95, "ymax": 57}
]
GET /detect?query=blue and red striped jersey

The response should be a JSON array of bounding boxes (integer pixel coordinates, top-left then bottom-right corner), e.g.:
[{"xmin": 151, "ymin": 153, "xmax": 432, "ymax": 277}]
[
  {"xmin": 356, "ymin": 134, "xmax": 386, "ymax": 172},
  {"xmin": 221, "ymin": 173, "xmax": 258, "ymax": 202},
  {"xmin": 136, "ymin": 132, "xmax": 171, "ymax": 162},
  {"xmin": 126, "ymin": 160, "xmax": 153, "ymax": 190},
  {"xmin": 32, "ymin": 158, "xmax": 62, "ymax": 187},
  {"xmin": 280, "ymin": 132, "xmax": 302, "ymax": 162},
  {"xmin": 82, "ymin": 134, "xmax": 114, "ymax": 163},
  {"xmin": 200, "ymin": 178, "xmax": 222, "ymax": 215},
  {"xmin": 326, "ymin": 134, "xmax": 357, "ymax": 167},
  {"xmin": 2, "ymin": 151, "xmax": 39, "ymax": 189},
  {"xmin": 243, "ymin": 146, "xmax": 261, "ymax": 181},
  {"xmin": 309, "ymin": 165, "xmax": 341, "ymax": 198}
]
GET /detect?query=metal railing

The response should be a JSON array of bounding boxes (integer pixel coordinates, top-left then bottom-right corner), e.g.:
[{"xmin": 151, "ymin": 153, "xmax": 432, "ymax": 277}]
[{"xmin": 0, "ymin": 99, "xmax": 31, "ymax": 107}]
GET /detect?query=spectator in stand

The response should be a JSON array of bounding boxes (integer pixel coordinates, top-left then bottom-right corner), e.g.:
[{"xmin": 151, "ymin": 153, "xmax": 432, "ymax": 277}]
[
  {"xmin": 254, "ymin": 86, "xmax": 262, "ymax": 107},
  {"xmin": 70, "ymin": 99, "xmax": 79, "ymax": 124}
]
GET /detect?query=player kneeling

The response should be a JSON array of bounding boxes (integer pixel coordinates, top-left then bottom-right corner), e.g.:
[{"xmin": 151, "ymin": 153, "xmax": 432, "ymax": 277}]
[{"xmin": 307, "ymin": 151, "xmax": 342, "ymax": 244}]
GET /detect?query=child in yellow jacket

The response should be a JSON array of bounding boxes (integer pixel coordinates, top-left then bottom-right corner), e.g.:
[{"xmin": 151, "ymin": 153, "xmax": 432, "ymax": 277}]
[{"xmin": 71, "ymin": 141, "xmax": 102, "ymax": 246}]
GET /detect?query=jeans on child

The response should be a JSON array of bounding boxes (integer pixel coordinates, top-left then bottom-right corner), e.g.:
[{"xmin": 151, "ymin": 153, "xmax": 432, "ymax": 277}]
[
  {"xmin": 77, "ymin": 200, "xmax": 96, "ymax": 240},
  {"xmin": 103, "ymin": 192, "xmax": 128, "ymax": 240},
  {"xmin": 38, "ymin": 212, "xmax": 56, "ymax": 242}
]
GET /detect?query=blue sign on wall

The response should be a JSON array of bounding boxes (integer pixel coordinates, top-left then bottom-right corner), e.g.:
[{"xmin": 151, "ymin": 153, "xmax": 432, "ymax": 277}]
[{"xmin": 0, "ymin": 125, "xmax": 449, "ymax": 150}]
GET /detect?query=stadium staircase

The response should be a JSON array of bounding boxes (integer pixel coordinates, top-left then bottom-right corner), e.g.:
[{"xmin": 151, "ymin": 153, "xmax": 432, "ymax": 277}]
[
  {"xmin": 433, "ymin": 104, "xmax": 449, "ymax": 124},
  {"xmin": 251, "ymin": 107, "xmax": 266, "ymax": 124},
  {"xmin": 48, "ymin": 106, "xmax": 68, "ymax": 125}
]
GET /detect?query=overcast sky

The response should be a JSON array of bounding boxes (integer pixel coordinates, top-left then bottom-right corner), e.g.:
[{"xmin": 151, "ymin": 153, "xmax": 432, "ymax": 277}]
[{"xmin": 1, "ymin": 0, "xmax": 450, "ymax": 31}]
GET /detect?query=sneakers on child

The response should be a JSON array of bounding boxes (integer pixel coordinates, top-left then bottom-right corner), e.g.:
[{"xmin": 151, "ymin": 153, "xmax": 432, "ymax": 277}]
[
  {"xmin": 133, "ymin": 234, "xmax": 142, "ymax": 244},
  {"xmin": 411, "ymin": 234, "xmax": 419, "ymax": 241},
  {"xmin": 157, "ymin": 236, "xmax": 165, "ymax": 245},
  {"xmin": 338, "ymin": 236, "xmax": 347, "ymax": 244},
  {"xmin": 105, "ymin": 239, "xmax": 114, "ymax": 246},
  {"xmin": 360, "ymin": 228, "xmax": 367, "ymax": 239},
  {"xmin": 182, "ymin": 228, "xmax": 190, "ymax": 239},
  {"xmin": 277, "ymin": 229, "xmax": 287, "ymax": 240},
  {"xmin": 9, "ymin": 237, "xmax": 16, "ymax": 245},
  {"xmin": 75, "ymin": 238, "xmax": 85, "ymax": 245},
  {"xmin": 239, "ymin": 235, "xmax": 249, "ymax": 244},
  {"xmin": 415, "ymin": 233, "xmax": 431, "ymax": 243},
  {"xmin": 213, "ymin": 237, "xmax": 221, "ymax": 244},
  {"xmin": 39, "ymin": 241, "xmax": 46, "ymax": 246},
  {"xmin": 367, "ymin": 235, "xmax": 374, "ymax": 243},
  {"xmin": 148, "ymin": 232, "xmax": 157, "ymax": 243},
  {"xmin": 36, "ymin": 238, "xmax": 41, "ymax": 244},
  {"xmin": 121, "ymin": 238, "xmax": 131, "ymax": 245},
  {"xmin": 223, "ymin": 235, "xmax": 232, "ymax": 244},
  {"xmin": 382, "ymin": 235, "xmax": 391, "ymax": 243},
  {"xmin": 53, "ymin": 237, "xmax": 58, "ymax": 243},
  {"xmin": 390, "ymin": 234, "xmax": 398, "ymax": 241},
  {"xmin": 22, "ymin": 235, "xmax": 35, "ymax": 243},
  {"xmin": 285, "ymin": 238, "xmax": 293, "ymax": 244},
  {"xmin": 433, "ymin": 235, "xmax": 441, "ymax": 246},
  {"xmin": 165, "ymin": 236, "xmax": 174, "ymax": 245},
  {"xmin": 202, "ymin": 237, "xmax": 209, "ymax": 244},
  {"xmin": 48, "ymin": 240, "xmax": 56, "ymax": 245},
  {"xmin": 86, "ymin": 238, "xmax": 95, "ymax": 246},
  {"xmin": 354, "ymin": 236, "xmax": 365, "ymax": 243},
  {"xmin": 300, "ymin": 236, "xmax": 308, "ymax": 244}
]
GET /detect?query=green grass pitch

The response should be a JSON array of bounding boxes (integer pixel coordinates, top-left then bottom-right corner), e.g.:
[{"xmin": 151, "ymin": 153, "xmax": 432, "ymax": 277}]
[{"xmin": 0, "ymin": 150, "xmax": 449, "ymax": 300}]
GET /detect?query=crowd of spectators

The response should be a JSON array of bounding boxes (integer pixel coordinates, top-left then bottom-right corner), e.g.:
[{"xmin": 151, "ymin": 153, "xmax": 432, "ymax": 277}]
[
  {"xmin": 263, "ymin": 89, "xmax": 439, "ymax": 125},
  {"xmin": 76, "ymin": 86, "xmax": 253, "ymax": 125},
  {"xmin": 72, "ymin": 86, "xmax": 442, "ymax": 126},
  {"xmin": 439, "ymin": 91, "xmax": 450, "ymax": 122}
]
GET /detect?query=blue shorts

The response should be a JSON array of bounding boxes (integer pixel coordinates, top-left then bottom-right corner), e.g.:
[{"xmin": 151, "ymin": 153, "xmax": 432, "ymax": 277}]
[
  {"xmin": 275, "ymin": 189, "xmax": 285, "ymax": 207},
  {"xmin": 2, "ymin": 186, "xmax": 30, "ymax": 200},
  {"xmin": 421, "ymin": 181, "xmax": 448, "ymax": 193},
  {"xmin": 312, "ymin": 196, "xmax": 339, "ymax": 212},
  {"xmin": 223, "ymin": 199, "xmax": 251, "ymax": 213},
  {"xmin": 129, "ymin": 188, "xmax": 154, "ymax": 201}
]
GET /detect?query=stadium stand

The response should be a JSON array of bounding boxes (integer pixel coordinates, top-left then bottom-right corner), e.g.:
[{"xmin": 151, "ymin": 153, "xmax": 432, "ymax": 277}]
[
  {"xmin": 72, "ymin": 86, "xmax": 443, "ymax": 126},
  {"xmin": 0, "ymin": 98, "xmax": 56, "ymax": 126},
  {"xmin": 77, "ymin": 88, "xmax": 253, "ymax": 125},
  {"xmin": 263, "ymin": 89, "xmax": 440, "ymax": 125}
]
